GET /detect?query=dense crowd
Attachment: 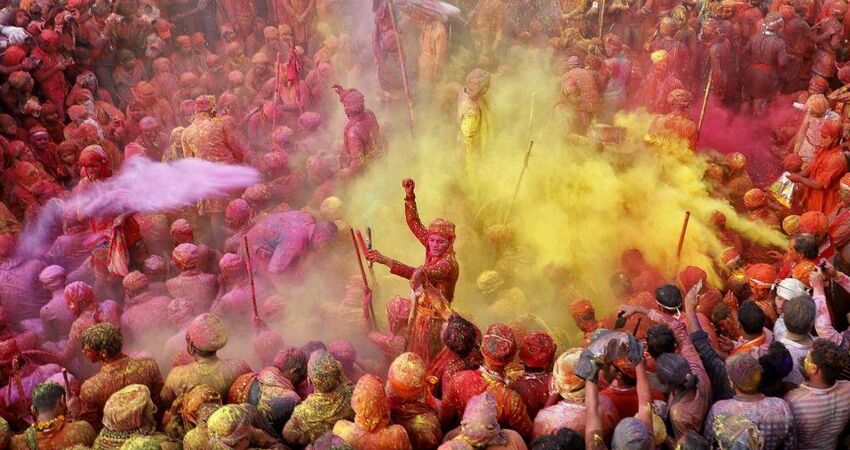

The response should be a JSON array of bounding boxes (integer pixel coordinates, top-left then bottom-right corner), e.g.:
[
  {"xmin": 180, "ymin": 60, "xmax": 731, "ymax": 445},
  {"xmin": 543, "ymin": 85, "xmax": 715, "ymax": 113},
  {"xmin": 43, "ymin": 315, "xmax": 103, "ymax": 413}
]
[{"xmin": 0, "ymin": 0, "xmax": 850, "ymax": 447}]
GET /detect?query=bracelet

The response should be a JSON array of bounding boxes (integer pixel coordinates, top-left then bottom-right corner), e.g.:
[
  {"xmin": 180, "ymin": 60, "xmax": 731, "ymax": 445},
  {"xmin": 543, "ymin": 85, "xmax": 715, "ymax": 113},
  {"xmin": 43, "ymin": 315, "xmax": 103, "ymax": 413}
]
[{"xmin": 404, "ymin": 195, "xmax": 415, "ymax": 202}]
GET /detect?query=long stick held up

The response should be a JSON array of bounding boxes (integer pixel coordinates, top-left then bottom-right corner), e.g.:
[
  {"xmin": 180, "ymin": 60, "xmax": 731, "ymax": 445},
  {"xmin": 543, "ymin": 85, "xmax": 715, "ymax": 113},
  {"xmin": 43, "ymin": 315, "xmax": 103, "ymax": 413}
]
[
  {"xmin": 386, "ymin": 0, "xmax": 416, "ymax": 138},
  {"xmin": 696, "ymin": 67, "xmax": 713, "ymax": 146},
  {"xmin": 676, "ymin": 211, "xmax": 691, "ymax": 259},
  {"xmin": 503, "ymin": 140, "xmax": 535, "ymax": 222},
  {"xmin": 243, "ymin": 236, "xmax": 259, "ymax": 320}
]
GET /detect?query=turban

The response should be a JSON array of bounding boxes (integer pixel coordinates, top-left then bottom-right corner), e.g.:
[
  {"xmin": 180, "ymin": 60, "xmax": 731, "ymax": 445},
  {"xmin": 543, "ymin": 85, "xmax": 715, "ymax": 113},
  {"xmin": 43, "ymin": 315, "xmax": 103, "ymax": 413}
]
[
  {"xmin": 782, "ymin": 215, "xmax": 800, "ymax": 235},
  {"xmin": 263, "ymin": 152, "xmax": 288, "ymax": 174},
  {"xmin": 713, "ymin": 414, "xmax": 764, "ymax": 450},
  {"xmin": 764, "ymin": 11, "xmax": 784, "ymax": 28},
  {"xmin": 567, "ymin": 55, "xmax": 581, "ymax": 68},
  {"xmin": 208, "ymin": 405, "xmax": 252, "ymax": 447},
  {"xmin": 667, "ymin": 89, "xmax": 693, "ymax": 108},
  {"xmin": 461, "ymin": 392, "xmax": 505, "ymax": 447},
  {"xmin": 190, "ymin": 32, "xmax": 205, "ymax": 44},
  {"xmin": 40, "ymin": 29, "xmax": 59, "ymax": 44},
  {"xmin": 678, "ymin": 266, "xmax": 707, "ymax": 293},
  {"xmin": 225, "ymin": 199, "xmax": 251, "ymax": 226},
  {"xmin": 319, "ymin": 197, "xmax": 343, "ymax": 220},
  {"xmin": 465, "ymin": 68, "xmax": 491, "ymax": 98},
  {"xmin": 253, "ymin": 330, "xmax": 284, "ymax": 363},
  {"xmin": 775, "ymin": 277, "xmax": 807, "ymax": 300},
  {"xmin": 103, "ymin": 384, "xmax": 154, "ymax": 432},
  {"xmin": 476, "ymin": 270, "xmax": 504, "ymax": 295},
  {"xmin": 28, "ymin": 126, "xmax": 48, "ymax": 138},
  {"xmin": 263, "ymin": 26, "xmax": 279, "ymax": 39},
  {"xmin": 226, "ymin": 42, "xmax": 244, "ymax": 56},
  {"xmin": 179, "ymin": 73, "xmax": 198, "ymax": 87},
  {"xmin": 64, "ymin": 282, "xmax": 95, "ymax": 308},
  {"xmin": 711, "ymin": 210, "xmax": 727, "ymax": 228},
  {"xmin": 272, "ymin": 126, "xmax": 294, "ymax": 144},
  {"xmin": 68, "ymin": 105, "xmax": 87, "ymax": 122},
  {"xmin": 481, "ymin": 323, "xmax": 516, "ymax": 366},
  {"xmin": 79, "ymin": 145, "xmax": 109, "ymax": 166},
  {"xmin": 550, "ymin": 348, "xmax": 585, "ymax": 401},
  {"xmin": 218, "ymin": 253, "xmax": 245, "ymax": 276},
  {"xmin": 743, "ymin": 188, "xmax": 766, "ymax": 209},
  {"xmin": 122, "ymin": 271, "xmax": 149, "ymax": 292},
  {"xmin": 792, "ymin": 260, "xmax": 816, "ymax": 287},
  {"xmin": 726, "ymin": 152, "xmax": 746, "ymax": 170},
  {"xmin": 8, "ymin": 71, "xmax": 30, "ymax": 89},
  {"xmin": 134, "ymin": 81, "xmax": 156, "ymax": 98},
  {"xmin": 650, "ymin": 50, "xmax": 669, "ymax": 64},
  {"xmin": 612, "ymin": 418, "xmax": 653, "ymax": 450},
  {"xmin": 799, "ymin": 211, "xmax": 828, "ymax": 235},
  {"xmin": 519, "ymin": 332, "xmax": 555, "ymax": 369},
  {"xmin": 427, "ymin": 218, "xmax": 456, "ymax": 240},
  {"xmin": 299, "ymin": 111, "xmax": 323, "ymax": 129},
  {"xmin": 381, "ymin": 297, "xmax": 410, "ymax": 335},
  {"xmin": 172, "ymin": 243, "xmax": 200, "ymax": 270},
  {"xmin": 39, "ymin": 265, "xmax": 66, "ymax": 287},
  {"xmin": 143, "ymin": 255, "xmax": 165, "ymax": 276},
  {"xmin": 332, "ymin": 85, "xmax": 365, "ymax": 110},
  {"xmin": 251, "ymin": 52, "xmax": 271, "ymax": 64},
  {"xmin": 388, "ymin": 352, "xmax": 428, "ymax": 399},
  {"xmin": 152, "ymin": 58, "xmax": 171, "ymax": 72},
  {"xmin": 124, "ymin": 142, "xmax": 146, "ymax": 160},
  {"xmin": 181, "ymin": 384, "xmax": 222, "ymax": 425},
  {"xmin": 840, "ymin": 64, "xmax": 850, "ymax": 82},
  {"xmin": 705, "ymin": 163, "xmax": 724, "ymax": 181},
  {"xmin": 783, "ymin": 153, "xmax": 803, "ymax": 172},
  {"xmin": 328, "ymin": 339, "xmax": 357, "ymax": 367},
  {"xmin": 186, "ymin": 313, "xmax": 228, "ymax": 352},
  {"xmin": 841, "ymin": 173, "xmax": 850, "ymax": 190},
  {"xmin": 3, "ymin": 45, "xmax": 26, "ymax": 66},
  {"xmin": 806, "ymin": 94, "xmax": 829, "ymax": 115},
  {"xmin": 170, "ymin": 219, "xmax": 194, "ymax": 243},
  {"xmin": 352, "ymin": 375, "xmax": 391, "ymax": 432},
  {"xmin": 167, "ymin": 297, "xmax": 194, "ymax": 324},
  {"xmin": 821, "ymin": 120, "xmax": 843, "ymax": 140},
  {"xmin": 307, "ymin": 349, "xmax": 341, "ymax": 393},
  {"xmin": 194, "ymin": 95, "xmax": 215, "ymax": 113},
  {"xmin": 139, "ymin": 116, "xmax": 158, "ymax": 131},
  {"xmin": 175, "ymin": 35, "xmax": 191, "ymax": 46},
  {"xmin": 725, "ymin": 353, "xmax": 762, "ymax": 394},
  {"xmin": 120, "ymin": 436, "xmax": 162, "ymax": 450},
  {"xmin": 569, "ymin": 299, "xmax": 595, "ymax": 319},
  {"xmin": 154, "ymin": 19, "xmax": 172, "ymax": 40},
  {"xmin": 745, "ymin": 263, "xmax": 777, "ymax": 287},
  {"xmin": 242, "ymin": 184, "xmax": 271, "ymax": 205}
]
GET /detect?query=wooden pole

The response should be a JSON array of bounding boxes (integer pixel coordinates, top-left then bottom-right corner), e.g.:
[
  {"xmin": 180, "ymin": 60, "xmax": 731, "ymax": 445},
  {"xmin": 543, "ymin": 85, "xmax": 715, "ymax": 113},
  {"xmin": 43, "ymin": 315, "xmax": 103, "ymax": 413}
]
[
  {"xmin": 503, "ymin": 140, "xmax": 535, "ymax": 222},
  {"xmin": 243, "ymin": 236, "xmax": 259, "ymax": 320},
  {"xmin": 676, "ymin": 211, "xmax": 691, "ymax": 259},
  {"xmin": 598, "ymin": 0, "xmax": 606, "ymax": 37},
  {"xmin": 386, "ymin": 0, "xmax": 416, "ymax": 138},
  {"xmin": 696, "ymin": 67, "xmax": 713, "ymax": 146}
]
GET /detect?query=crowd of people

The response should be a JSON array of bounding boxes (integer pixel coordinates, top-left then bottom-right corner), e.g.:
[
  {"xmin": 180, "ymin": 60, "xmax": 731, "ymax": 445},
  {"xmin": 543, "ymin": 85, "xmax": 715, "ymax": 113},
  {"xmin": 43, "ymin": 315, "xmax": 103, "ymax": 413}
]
[{"xmin": 0, "ymin": 0, "xmax": 850, "ymax": 447}]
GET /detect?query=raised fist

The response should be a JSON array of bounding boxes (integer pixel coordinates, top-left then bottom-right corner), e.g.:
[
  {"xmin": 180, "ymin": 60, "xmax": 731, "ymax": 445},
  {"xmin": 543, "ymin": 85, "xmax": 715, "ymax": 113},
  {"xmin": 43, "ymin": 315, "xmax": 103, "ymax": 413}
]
[{"xmin": 402, "ymin": 178, "xmax": 415, "ymax": 195}]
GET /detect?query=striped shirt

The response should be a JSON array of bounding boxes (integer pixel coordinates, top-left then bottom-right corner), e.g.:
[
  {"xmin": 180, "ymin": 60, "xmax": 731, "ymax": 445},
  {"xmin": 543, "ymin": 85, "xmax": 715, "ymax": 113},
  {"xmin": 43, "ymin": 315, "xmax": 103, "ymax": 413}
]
[
  {"xmin": 703, "ymin": 394, "xmax": 795, "ymax": 450},
  {"xmin": 784, "ymin": 380, "xmax": 850, "ymax": 450}
]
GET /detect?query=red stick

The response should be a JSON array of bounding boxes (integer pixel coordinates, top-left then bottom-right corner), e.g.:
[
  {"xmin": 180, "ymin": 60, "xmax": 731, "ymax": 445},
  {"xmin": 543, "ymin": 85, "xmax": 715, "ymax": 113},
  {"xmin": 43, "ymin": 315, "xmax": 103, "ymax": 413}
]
[
  {"xmin": 243, "ymin": 236, "xmax": 259, "ymax": 320},
  {"xmin": 349, "ymin": 228, "xmax": 370, "ymax": 290},
  {"xmin": 676, "ymin": 211, "xmax": 691, "ymax": 259}
]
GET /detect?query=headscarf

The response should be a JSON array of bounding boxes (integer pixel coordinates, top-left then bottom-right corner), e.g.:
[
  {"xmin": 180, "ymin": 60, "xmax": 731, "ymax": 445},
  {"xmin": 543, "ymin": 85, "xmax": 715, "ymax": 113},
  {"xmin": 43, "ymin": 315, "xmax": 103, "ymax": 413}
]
[
  {"xmin": 650, "ymin": 50, "xmax": 670, "ymax": 64},
  {"xmin": 39, "ymin": 265, "xmax": 66, "ymax": 288},
  {"xmin": 476, "ymin": 270, "xmax": 504, "ymax": 295},
  {"xmin": 612, "ymin": 417, "xmax": 653, "ymax": 450},
  {"xmin": 352, "ymin": 375, "xmax": 390, "ymax": 432},
  {"xmin": 667, "ymin": 89, "xmax": 693, "ymax": 108},
  {"xmin": 726, "ymin": 152, "xmax": 746, "ymax": 171},
  {"xmin": 465, "ymin": 69, "xmax": 491, "ymax": 98},
  {"xmin": 569, "ymin": 299, "xmax": 595, "ymax": 319},
  {"xmin": 775, "ymin": 278, "xmax": 807, "ymax": 301},
  {"xmin": 170, "ymin": 219, "xmax": 194, "ymax": 243},
  {"xmin": 481, "ymin": 323, "xmax": 516, "ymax": 367},
  {"xmin": 308, "ymin": 350, "xmax": 342, "ymax": 393},
  {"xmin": 388, "ymin": 352, "xmax": 428, "ymax": 400},
  {"xmin": 329, "ymin": 339, "xmax": 357, "ymax": 369},
  {"xmin": 180, "ymin": 384, "xmax": 222, "ymax": 426},
  {"xmin": 713, "ymin": 414, "xmax": 764, "ymax": 450},
  {"xmin": 218, "ymin": 253, "xmax": 246, "ymax": 277},
  {"xmin": 225, "ymin": 199, "xmax": 251, "ymax": 227},
  {"xmin": 119, "ymin": 436, "xmax": 162, "ymax": 450},
  {"xmin": 167, "ymin": 297, "xmax": 194, "ymax": 324},
  {"xmin": 332, "ymin": 85, "xmax": 365, "ymax": 111},
  {"xmin": 207, "ymin": 405, "xmax": 252, "ymax": 449},
  {"xmin": 172, "ymin": 243, "xmax": 200, "ymax": 271},
  {"xmin": 386, "ymin": 296, "xmax": 412, "ymax": 334},
  {"xmin": 103, "ymin": 384, "xmax": 155, "ymax": 432},
  {"xmin": 725, "ymin": 354, "xmax": 762, "ymax": 394},
  {"xmin": 782, "ymin": 215, "xmax": 800, "ymax": 235},
  {"xmin": 519, "ymin": 332, "xmax": 555, "ymax": 369},
  {"xmin": 64, "ymin": 281, "xmax": 95, "ymax": 309},
  {"xmin": 186, "ymin": 313, "xmax": 228, "ymax": 352},
  {"xmin": 678, "ymin": 266, "xmax": 707, "ymax": 293},
  {"xmin": 744, "ymin": 264, "xmax": 777, "ymax": 289},
  {"xmin": 743, "ymin": 189, "xmax": 766, "ymax": 209},
  {"xmin": 792, "ymin": 260, "xmax": 817, "ymax": 287},
  {"xmin": 459, "ymin": 392, "xmax": 506, "ymax": 447},
  {"xmin": 550, "ymin": 348, "xmax": 585, "ymax": 403}
]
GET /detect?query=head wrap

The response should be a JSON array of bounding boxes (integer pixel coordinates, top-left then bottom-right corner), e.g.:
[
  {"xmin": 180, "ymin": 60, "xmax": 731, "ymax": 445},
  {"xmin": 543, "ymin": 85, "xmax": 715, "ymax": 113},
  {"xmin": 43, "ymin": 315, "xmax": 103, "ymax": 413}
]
[
  {"xmin": 481, "ymin": 323, "xmax": 516, "ymax": 366},
  {"xmin": 460, "ymin": 392, "xmax": 506, "ymax": 447},
  {"xmin": 332, "ymin": 85, "xmax": 365, "ymax": 110},
  {"xmin": 764, "ymin": 11, "xmax": 784, "ymax": 29},
  {"xmin": 242, "ymin": 184, "xmax": 271, "ymax": 206},
  {"xmin": 253, "ymin": 330, "xmax": 284, "ymax": 364},
  {"xmin": 139, "ymin": 116, "xmax": 158, "ymax": 131},
  {"xmin": 782, "ymin": 215, "xmax": 801, "ymax": 235},
  {"xmin": 612, "ymin": 418, "xmax": 653, "ymax": 450},
  {"xmin": 299, "ymin": 111, "xmax": 323, "ymax": 130},
  {"xmin": 64, "ymin": 281, "xmax": 95, "ymax": 309},
  {"xmin": 726, "ymin": 152, "xmax": 747, "ymax": 171},
  {"xmin": 519, "ymin": 332, "xmax": 555, "ymax": 369},
  {"xmin": 678, "ymin": 266, "xmax": 707, "ymax": 293},
  {"xmin": 170, "ymin": 219, "xmax": 194, "ymax": 243},
  {"xmin": 119, "ymin": 436, "xmax": 162, "ymax": 450},
  {"xmin": 8, "ymin": 71, "xmax": 30, "ymax": 89},
  {"xmin": 352, "ymin": 375, "xmax": 390, "ymax": 432},
  {"xmin": 550, "ymin": 349, "xmax": 585, "ymax": 402},
  {"xmin": 799, "ymin": 211, "xmax": 828, "ymax": 235},
  {"xmin": 745, "ymin": 263, "xmax": 777, "ymax": 288},
  {"xmin": 218, "ymin": 253, "xmax": 246, "ymax": 277},
  {"xmin": 186, "ymin": 313, "xmax": 228, "ymax": 352},
  {"xmin": 319, "ymin": 197, "xmax": 343, "ymax": 221},
  {"xmin": 713, "ymin": 414, "xmax": 764, "ymax": 450},
  {"xmin": 328, "ymin": 339, "xmax": 357, "ymax": 368},
  {"xmin": 39, "ymin": 265, "xmax": 66, "ymax": 288},
  {"xmin": 225, "ymin": 199, "xmax": 251, "ymax": 228},
  {"xmin": 272, "ymin": 126, "xmax": 294, "ymax": 145},
  {"xmin": 775, "ymin": 278, "xmax": 806, "ymax": 301},
  {"xmin": 67, "ymin": 105, "xmax": 87, "ymax": 122},
  {"xmin": 792, "ymin": 260, "xmax": 817, "ymax": 287},
  {"xmin": 725, "ymin": 353, "xmax": 762, "ymax": 394},
  {"xmin": 805, "ymin": 94, "xmax": 829, "ymax": 115},
  {"xmin": 308, "ymin": 349, "xmax": 341, "ymax": 393},
  {"xmin": 667, "ymin": 89, "xmax": 693, "ymax": 108},
  {"xmin": 180, "ymin": 384, "xmax": 222, "ymax": 425},
  {"xmin": 168, "ymin": 297, "xmax": 194, "ymax": 324},
  {"xmin": 821, "ymin": 120, "xmax": 843, "ymax": 141},
  {"xmin": 387, "ymin": 352, "xmax": 428, "ymax": 400},
  {"xmin": 122, "ymin": 271, "xmax": 149, "ymax": 293},
  {"xmin": 427, "ymin": 218, "xmax": 456, "ymax": 241},
  {"xmin": 29, "ymin": 126, "xmax": 48, "ymax": 139},
  {"xmin": 194, "ymin": 95, "xmax": 215, "ymax": 114},
  {"xmin": 143, "ymin": 255, "xmax": 165, "ymax": 277},
  {"xmin": 103, "ymin": 384, "xmax": 154, "ymax": 432},
  {"xmin": 40, "ymin": 29, "xmax": 59, "ymax": 44},
  {"xmin": 172, "ymin": 243, "xmax": 200, "ymax": 271},
  {"xmin": 79, "ymin": 145, "xmax": 109, "ymax": 166},
  {"xmin": 386, "ymin": 296, "xmax": 412, "ymax": 334},
  {"xmin": 569, "ymin": 299, "xmax": 595, "ymax": 319},
  {"xmin": 465, "ymin": 68, "xmax": 491, "ymax": 98},
  {"xmin": 650, "ymin": 50, "xmax": 670, "ymax": 64},
  {"xmin": 207, "ymin": 405, "xmax": 252, "ymax": 448},
  {"xmin": 3, "ymin": 46, "xmax": 26, "ymax": 66},
  {"xmin": 476, "ymin": 270, "xmax": 504, "ymax": 295},
  {"xmin": 744, "ymin": 189, "xmax": 766, "ymax": 209},
  {"xmin": 175, "ymin": 35, "xmax": 191, "ymax": 46}
]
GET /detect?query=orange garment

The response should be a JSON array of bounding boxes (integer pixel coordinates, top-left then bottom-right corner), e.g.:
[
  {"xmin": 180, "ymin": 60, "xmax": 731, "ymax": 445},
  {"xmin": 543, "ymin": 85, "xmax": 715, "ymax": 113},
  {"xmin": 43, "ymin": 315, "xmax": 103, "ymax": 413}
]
[{"xmin": 801, "ymin": 145, "xmax": 847, "ymax": 214}]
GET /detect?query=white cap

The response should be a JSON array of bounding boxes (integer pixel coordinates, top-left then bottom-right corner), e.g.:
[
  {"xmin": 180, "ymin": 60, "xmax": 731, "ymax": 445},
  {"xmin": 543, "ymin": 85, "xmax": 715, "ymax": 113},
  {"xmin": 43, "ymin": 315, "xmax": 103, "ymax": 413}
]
[{"xmin": 775, "ymin": 278, "xmax": 807, "ymax": 300}]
